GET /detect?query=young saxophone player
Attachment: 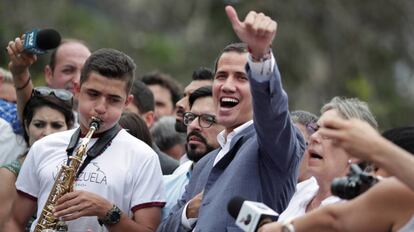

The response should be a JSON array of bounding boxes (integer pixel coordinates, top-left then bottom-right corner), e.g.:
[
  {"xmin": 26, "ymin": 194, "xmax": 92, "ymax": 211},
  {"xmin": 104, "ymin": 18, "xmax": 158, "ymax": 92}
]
[{"xmin": 4, "ymin": 48, "xmax": 165, "ymax": 232}]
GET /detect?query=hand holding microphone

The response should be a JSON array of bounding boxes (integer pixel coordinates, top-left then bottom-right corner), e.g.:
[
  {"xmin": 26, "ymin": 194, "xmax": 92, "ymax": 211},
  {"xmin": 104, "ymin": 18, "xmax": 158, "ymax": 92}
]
[{"xmin": 6, "ymin": 28, "xmax": 61, "ymax": 76}]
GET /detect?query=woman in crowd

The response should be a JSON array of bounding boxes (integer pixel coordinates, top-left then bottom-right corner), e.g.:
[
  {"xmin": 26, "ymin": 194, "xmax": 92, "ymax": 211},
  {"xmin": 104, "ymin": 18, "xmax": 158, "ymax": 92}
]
[
  {"xmin": 0, "ymin": 87, "xmax": 74, "ymax": 229},
  {"xmin": 319, "ymin": 117, "xmax": 414, "ymax": 191},
  {"xmin": 259, "ymin": 120, "xmax": 414, "ymax": 232},
  {"xmin": 279, "ymin": 97, "xmax": 378, "ymax": 222}
]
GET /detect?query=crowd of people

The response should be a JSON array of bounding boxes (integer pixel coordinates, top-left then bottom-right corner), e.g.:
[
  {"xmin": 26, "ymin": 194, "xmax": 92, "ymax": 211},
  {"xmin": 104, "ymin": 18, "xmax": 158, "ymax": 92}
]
[{"xmin": 0, "ymin": 5, "xmax": 413, "ymax": 232}]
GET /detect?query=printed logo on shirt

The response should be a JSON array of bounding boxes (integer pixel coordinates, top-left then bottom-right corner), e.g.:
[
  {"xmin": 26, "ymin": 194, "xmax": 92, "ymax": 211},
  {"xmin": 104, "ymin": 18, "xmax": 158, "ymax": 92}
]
[
  {"xmin": 76, "ymin": 162, "xmax": 108, "ymax": 186},
  {"xmin": 53, "ymin": 160, "xmax": 108, "ymax": 187}
]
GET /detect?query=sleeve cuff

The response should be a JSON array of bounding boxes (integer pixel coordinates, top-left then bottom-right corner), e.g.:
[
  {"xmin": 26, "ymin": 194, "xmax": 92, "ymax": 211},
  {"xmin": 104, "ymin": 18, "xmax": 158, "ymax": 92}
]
[
  {"xmin": 181, "ymin": 201, "xmax": 197, "ymax": 230},
  {"xmin": 247, "ymin": 52, "xmax": 275, "ymax": 77}
]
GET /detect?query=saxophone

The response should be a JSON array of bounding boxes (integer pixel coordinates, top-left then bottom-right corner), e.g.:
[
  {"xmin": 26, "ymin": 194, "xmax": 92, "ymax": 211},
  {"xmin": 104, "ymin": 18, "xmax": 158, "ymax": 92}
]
[{"xmin": 34, "ymin": 117, "xmax": 101, "ymax": 232}]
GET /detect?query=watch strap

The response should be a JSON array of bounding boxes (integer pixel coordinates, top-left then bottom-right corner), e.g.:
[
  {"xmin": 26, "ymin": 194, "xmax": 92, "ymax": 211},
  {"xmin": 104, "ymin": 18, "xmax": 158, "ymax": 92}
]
[{"xmin": 98, "ymin": 204, "xmax": 122, "ymax": 226}]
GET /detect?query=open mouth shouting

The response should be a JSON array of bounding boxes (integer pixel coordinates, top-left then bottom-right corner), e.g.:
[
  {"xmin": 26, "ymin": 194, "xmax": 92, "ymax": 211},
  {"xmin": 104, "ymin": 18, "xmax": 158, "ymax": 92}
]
[
  {"xmin": 220, "ymin": 97, "xmax": 239, "ymax": 108},
  {"xmin": 307, "ymin": 147, "xmax": 323, "ymax": 165}
]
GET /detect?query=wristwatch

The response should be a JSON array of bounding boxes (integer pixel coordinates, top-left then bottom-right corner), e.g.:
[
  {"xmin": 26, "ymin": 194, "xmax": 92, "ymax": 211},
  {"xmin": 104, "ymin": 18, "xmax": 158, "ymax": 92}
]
[
  {"xmin": 98, "ymin": 204, "xmax": 122, "ymax": 226},
  {"xmin": 281, "ymin": 221, "xmax": 295, "ymax": 232}
]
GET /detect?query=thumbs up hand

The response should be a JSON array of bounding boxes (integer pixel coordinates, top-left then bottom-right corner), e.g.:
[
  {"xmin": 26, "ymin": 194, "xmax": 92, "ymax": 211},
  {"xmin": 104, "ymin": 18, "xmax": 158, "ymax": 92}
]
[{"xmin": 225, "ymin": 5, "xmax": 277, "ymax": 60}]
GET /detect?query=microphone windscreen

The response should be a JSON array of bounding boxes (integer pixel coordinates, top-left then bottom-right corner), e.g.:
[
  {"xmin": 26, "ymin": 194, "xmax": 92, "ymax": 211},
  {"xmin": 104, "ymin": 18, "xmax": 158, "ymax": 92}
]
[
  {"xmin": 227, "ymin": 196, "xmax": 245, "ymax": 219},
  {"xmin": 36, "ymin": 29, "xmax": 61, "ymax": 50}
]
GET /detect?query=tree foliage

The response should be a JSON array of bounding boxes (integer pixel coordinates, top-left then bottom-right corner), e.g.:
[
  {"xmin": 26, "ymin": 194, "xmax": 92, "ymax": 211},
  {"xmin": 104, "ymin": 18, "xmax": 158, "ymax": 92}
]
[{"xmin": 1, "ymin": 0, "xmax": 413, "ymax": 129}]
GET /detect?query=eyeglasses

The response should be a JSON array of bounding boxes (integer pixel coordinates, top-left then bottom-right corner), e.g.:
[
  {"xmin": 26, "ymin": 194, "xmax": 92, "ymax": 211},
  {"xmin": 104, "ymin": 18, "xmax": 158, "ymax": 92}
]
[
  {"xmin": 32, "ymin": 86, "xmax": 73, "ymax": 106},
  {"xmin": 183, "ymin": 112, "xmax": 216, "ymax": 128},
  {"xmin": 305, "ymin": 122, "xmax": 320, "ymax": 135}
]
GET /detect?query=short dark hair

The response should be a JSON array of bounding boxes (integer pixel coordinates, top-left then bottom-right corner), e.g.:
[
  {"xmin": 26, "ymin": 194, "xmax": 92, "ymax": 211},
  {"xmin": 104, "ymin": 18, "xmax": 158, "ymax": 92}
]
[
  {"xmin": 23, "ymin": 95, "xmax": 74, "ymax": 144},
  {"xmin": 80, "ymin": 48, "xmax": 136, "ymax": 94},
  {"xmin": 141, "ymin": 71, "xmax": 182, "ymax": 106},
  {"xmin": 291, "ymin": 110, "xmax": 318, "ymax": 126},
  {"xmin": 49, "ymin": 38, "xmax": 90, "ymax": 71},
  {"xmin": 119, "ymin": 112, "xmax": 152, "ymax": 147},
  {"xmin": 189, "ymin": 86, "xmax": 213, "ymax": 109},
  {"xmin": 213, "ymin": 43, "xmax": 248, "ymax": 73},
  {"xmin": 130, "ymin": 79, "xmax": 154, "ymax": 113},
  {"xmin": 192, "ymin": 67, "xmax": 214, "ymax": 81},
  {"xmin": 382, "ymin": 126, "xmax": 414, "ymax": 155}
]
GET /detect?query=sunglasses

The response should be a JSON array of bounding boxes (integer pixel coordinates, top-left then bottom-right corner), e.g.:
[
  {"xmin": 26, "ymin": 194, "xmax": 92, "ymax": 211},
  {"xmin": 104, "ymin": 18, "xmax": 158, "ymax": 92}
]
[
  {"xmin": 32, "ymin": 86, "xmax": 73, "ymax": 106},
  {"xmin": 183, "ymin": 112, "xmax": 216, "ymax": 128}
]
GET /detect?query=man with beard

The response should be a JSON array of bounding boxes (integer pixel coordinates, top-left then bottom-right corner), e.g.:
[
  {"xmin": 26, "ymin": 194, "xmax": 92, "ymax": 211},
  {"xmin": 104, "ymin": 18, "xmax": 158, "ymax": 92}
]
[
  {"xmin": 175, "ymin": 67, "xmax": 214, "ymax": 133},
  {"xmin": 175, "ymin": 67, "xmax": 214, "ymax": 163},
  {"xmin": 162, "ymin": 86, "xmax": 224, "ymax": 220}
]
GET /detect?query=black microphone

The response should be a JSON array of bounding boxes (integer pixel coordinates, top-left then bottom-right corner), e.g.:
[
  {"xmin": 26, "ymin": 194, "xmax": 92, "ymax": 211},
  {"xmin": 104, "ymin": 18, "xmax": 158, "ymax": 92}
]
[
  {"xmin": 228, "ymin": 196, "xmax": 279, "ymax": 232},
  {"xmin": 23, "ymin": 28, "xmax": 61, "ymax": 54}
]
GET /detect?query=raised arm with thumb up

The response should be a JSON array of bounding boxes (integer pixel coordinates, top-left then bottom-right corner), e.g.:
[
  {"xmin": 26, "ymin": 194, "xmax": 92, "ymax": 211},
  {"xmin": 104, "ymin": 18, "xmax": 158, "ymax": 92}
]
[{"xmin": 225, "ymin": 5, "xmax": 277, "ymax": 60}]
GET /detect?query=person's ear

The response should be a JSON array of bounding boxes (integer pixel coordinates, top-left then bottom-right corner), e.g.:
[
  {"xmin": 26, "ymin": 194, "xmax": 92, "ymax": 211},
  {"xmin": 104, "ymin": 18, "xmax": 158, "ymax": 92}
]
[
  {"xmin": 44, "ymin": 65, "xmax": 53, "ymax": 86},
  {"xmin": 125, "ymin": 94, "xmax": 133, "ymax": 106},
  {"xmin": 142, "ymin": 111, "xmax": 155, "ymax": 129}
]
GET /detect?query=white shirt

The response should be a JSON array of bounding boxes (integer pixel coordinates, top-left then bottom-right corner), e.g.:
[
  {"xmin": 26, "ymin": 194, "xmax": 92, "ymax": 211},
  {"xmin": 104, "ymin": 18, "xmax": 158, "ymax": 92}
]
[
  {"xmin": 0, "ymin": 118, "xmax": 26, "ymax": 166},
  {"xmin": 17, "ymin": 128, "xmax": 165, "ymax": 232},
  {"xmin": 399, "ymin": 215, "xmax": 414, "ymax": 232},
  {"xmin": 214, "ymin": 120, "xmax": 254, "ymax": 166},
  {"xmin": 278, "ymin": 177, "xmax": 343, "ymax": 222}
]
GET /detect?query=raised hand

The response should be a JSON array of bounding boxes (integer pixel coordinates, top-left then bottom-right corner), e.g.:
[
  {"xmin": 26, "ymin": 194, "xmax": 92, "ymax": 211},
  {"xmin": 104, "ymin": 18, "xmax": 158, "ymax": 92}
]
[
  {"xmin": 225, "ymin": 5, "xmax": 277, "ymax": 59},
  {"xmin": 6, "ymin": 36, "xmax": 37, "ymax": 76},
  {"xmin": 318, "ymin": 117, "xmax": 382, "ymax": 161}
]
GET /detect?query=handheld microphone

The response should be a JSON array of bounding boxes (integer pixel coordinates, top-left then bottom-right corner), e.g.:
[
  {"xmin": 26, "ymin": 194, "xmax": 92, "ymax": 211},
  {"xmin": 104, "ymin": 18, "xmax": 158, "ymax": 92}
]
[
  {"xmin": 23, "ymin": 29, "xmax": 61, "ymax": 54},
  {"xmin": 227, "ymin": 196, "xmax": 279, "ymax": 232}
]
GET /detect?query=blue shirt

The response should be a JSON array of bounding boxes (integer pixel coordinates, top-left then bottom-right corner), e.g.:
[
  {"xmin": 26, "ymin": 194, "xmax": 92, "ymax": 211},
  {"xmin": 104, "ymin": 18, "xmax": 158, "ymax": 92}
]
[
  {"xmin": 162, "ymin": 161, "xmax": 193, "ymax": 221},
  {"xmin": 0, "ymin": 99, "xmax": 23, "ymax": 134}
]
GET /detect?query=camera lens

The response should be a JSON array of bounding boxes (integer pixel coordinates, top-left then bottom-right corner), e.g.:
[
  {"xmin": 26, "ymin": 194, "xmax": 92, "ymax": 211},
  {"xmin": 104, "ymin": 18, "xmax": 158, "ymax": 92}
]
[{"xmin": 331, "ymin": 177, "xmax": 361, "ymax": 200}]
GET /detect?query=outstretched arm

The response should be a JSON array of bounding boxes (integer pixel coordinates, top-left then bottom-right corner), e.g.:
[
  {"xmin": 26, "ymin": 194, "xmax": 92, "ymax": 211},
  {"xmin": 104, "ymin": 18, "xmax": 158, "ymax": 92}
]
[
  {"xmin": 319, "ymin": 117, "xmax": 414, "ymax": 191},
  {"xmin": 226, "ymin": 5, "xmax": 303, "ymax": 170},
  {"xmin": 6, "ymin": 36, "xmax": 36, "ymax": 122},
  {"xmin": 259, "ymin": 178, "xmax": 414, "ymax": 232}
]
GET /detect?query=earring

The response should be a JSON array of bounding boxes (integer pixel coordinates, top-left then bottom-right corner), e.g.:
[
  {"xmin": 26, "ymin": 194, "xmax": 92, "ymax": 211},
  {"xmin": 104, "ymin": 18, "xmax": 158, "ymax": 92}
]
[{"xmin": 348, "ymin": 159, "xmax": 352, "ymax": 165}]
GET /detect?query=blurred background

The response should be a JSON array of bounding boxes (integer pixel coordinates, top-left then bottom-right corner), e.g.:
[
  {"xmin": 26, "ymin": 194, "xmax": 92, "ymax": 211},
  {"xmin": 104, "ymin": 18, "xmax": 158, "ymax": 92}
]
[{"xmin": 1, "ymin": 0, "xmax": 413, "ymax": 130}]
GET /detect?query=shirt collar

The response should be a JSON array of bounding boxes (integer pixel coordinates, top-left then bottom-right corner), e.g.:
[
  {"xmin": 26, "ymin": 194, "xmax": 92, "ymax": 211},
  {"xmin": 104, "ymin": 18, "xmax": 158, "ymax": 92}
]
[{"xmin": 217, "ymin": 120, "xmax": 254, "ymax": 149}]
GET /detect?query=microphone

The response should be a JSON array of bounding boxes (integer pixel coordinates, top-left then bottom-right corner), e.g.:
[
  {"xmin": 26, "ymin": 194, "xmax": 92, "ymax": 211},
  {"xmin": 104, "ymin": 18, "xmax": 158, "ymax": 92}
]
[
  {"xmin": 23, "ymin": 29, "xmax": 61, "ymax": 54},
  {"xmin": 227, "ymin": 196, "xmax": 279, "ymax": 232}
]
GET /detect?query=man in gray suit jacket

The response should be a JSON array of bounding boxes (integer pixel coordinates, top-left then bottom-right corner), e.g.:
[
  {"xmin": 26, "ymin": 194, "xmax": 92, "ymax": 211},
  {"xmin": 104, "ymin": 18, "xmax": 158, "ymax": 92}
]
[{"xmin": 158, "ymin": 5, "xmax": 305, "ymax": 232}]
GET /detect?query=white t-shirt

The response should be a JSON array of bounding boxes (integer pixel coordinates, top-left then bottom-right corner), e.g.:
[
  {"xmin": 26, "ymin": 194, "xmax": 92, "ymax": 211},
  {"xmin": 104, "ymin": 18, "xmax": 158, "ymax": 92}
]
[
  {"xmin": 278, "ymin": 177, "xmax": 343, "ymax": 222},
  {"xmin": 16, "ymin": 128, "xmax": 165, "ymax": 232},
  {"xmin": 0, "ymin": 118, "xmax": 26, "ymax": 165}
]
